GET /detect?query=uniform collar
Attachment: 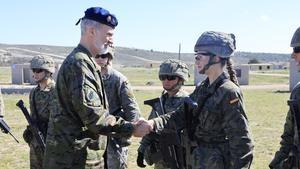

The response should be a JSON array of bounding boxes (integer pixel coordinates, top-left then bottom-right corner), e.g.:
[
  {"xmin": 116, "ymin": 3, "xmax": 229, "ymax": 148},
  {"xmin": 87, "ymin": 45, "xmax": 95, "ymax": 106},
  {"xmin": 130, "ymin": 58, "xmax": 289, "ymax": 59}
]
[
  {"xmin": 204, "ymin": 72, "xmax": 228, "ymax": 93},
  {"xmin": 77, "ymin": 44, "xmax": 93, "ymax": 58},
  {"xmin": 37, "ymin": 79, "xmax": 55, "ymax": 92}
]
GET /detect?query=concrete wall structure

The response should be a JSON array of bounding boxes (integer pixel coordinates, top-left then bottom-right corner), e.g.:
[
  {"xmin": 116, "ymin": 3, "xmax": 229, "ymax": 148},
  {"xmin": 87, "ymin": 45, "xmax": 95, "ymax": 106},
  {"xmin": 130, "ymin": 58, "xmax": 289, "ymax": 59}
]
[
  {"xmin": 11, "ymin": 63, "xmax": 60, "ymax": 84},
  {"xmin": 290, "ymin": 60, "xmax": 300, "ymax": 91},
  {"xmin": 194, "ymin": 64, "xmax": 250, "ymax": 86},
  {"xmin": 248, "ymin": 63, "xmax": 273, "ymax": 71}
]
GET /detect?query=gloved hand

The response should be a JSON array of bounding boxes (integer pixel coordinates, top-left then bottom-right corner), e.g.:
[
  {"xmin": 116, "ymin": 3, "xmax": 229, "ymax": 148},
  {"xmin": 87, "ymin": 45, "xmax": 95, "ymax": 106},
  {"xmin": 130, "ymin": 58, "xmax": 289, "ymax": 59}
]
[
  {"xmin": 23, "ymin": 126, "xmax": 33, "ymax": 143},
  {"xmin": 137, "ymin": 152, "xmax": 146, "ymax": 168}
]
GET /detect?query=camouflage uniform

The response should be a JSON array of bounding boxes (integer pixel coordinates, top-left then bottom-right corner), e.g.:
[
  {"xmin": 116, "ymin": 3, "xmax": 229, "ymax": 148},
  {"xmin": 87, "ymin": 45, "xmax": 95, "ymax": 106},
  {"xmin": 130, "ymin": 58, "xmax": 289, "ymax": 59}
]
[
  {"xmin": 269, "ymin": 27, "xmax": 300, "ymax": 169},
  {"xmin": 152, "ymin": 73, "xmax": 253, "ymax": 169},
  {"xmin": 103, "ymin": 67, "xmax": 140, "ymax": 169},
  {"xmin": 0, "ymin": 87, "xmax": 4, "ymax": 117},
  {"xmin": 138, "ymin": 90, "xmax": 188, "ymax": 169},
  {"xmin": 22, "ymin": 55, "xmax": 56, "ymax": 169},
  {"xmin": 28, "ymin": 80, "xmax": 56, "ymax": 169},
  {"xmin": 43, "ymin": 44, "xmax": 133, "ymax": 169},
  {"xmin": 137, "ymin": 59, "xmax": 190, "ymax": 169},
  {"xmin": 269, "ymin": 83, "xmax": 300, "ymax": 169},
  {"xmin": 151, "ymin": 31, "xmax": 253, "ymax": 169}
]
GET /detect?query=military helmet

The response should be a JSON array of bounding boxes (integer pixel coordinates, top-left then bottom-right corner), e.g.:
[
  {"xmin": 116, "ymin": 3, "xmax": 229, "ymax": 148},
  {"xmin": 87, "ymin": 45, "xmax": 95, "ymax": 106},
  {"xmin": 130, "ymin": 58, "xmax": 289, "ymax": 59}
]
[
  {"xmin": 291, "ymin": 27, "xmax": 300, "ymax": 47},
  {"xmin": 159, "ymin": 59, "xmax": 189, "ymax": 81},
  {"xmin": 194, "ymin": 31, "xmax": 236, "ymax": 58},
  {"xmin": 30, "ymin": 55, "xmax": 55, "ymax": 73}
]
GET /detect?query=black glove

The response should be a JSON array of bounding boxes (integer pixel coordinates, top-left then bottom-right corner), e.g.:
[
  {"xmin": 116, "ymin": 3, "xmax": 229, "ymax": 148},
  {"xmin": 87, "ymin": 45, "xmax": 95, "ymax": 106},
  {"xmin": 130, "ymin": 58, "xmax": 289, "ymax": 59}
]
[
  {"xmin": 137, "ymin": 152, "xmax": 146, "ymax": 168},
  {"xmin": 23, "ymin": 126, "xmax": 33, "ymax": 143}
]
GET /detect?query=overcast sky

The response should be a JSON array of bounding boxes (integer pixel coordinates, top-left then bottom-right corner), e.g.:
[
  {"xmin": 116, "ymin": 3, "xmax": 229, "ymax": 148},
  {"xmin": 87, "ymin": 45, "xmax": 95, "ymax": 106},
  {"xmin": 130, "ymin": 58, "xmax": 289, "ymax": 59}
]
[{"xmin": 1, "ymin": 0, "xmax": 299, "ymax": 54}]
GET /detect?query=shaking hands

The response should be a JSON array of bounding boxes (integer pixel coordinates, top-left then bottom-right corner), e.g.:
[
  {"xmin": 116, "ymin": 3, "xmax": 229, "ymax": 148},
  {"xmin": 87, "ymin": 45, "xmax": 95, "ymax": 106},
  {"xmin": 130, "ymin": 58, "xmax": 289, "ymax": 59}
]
[{"xmin": 132, "ymin": 118, "xmax": 154, "ymax": 137}]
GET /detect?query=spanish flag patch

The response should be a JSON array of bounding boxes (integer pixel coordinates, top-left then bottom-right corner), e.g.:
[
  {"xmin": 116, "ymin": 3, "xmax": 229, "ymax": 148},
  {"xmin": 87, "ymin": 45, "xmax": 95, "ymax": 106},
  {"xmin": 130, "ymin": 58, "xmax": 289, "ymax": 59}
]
[{"xmin": 229, "ymin": 98, "xmax": 239, "ymax": 104}]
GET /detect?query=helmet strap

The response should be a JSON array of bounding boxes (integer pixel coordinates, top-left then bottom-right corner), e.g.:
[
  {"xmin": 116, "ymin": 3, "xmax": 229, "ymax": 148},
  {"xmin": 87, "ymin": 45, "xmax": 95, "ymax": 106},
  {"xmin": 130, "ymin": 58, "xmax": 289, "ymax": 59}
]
[{"xmin": 200, "ymin": 56, "xmax": 220, "ymax": 74}]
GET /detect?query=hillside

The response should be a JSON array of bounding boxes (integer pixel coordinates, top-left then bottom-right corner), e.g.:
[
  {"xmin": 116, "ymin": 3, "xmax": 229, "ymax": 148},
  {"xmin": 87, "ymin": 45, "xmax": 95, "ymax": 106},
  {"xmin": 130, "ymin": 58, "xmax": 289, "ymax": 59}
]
[{"xmin": 0, "ymin": 43, "xmax": 290, "ymax": 66}]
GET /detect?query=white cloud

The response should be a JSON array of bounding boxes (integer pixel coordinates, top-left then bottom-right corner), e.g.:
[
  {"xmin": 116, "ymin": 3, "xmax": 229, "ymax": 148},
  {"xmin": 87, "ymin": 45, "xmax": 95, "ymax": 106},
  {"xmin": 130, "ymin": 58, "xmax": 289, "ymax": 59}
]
[{"xmin": 260, "ymin": 15, "xmax": 270, "ymax": 21}]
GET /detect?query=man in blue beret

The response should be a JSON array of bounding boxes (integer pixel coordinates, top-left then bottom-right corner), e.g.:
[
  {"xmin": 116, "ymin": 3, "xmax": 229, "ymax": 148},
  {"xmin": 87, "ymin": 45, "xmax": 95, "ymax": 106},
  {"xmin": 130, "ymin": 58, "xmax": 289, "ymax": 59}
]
[{"xmin": 43, "ymin": 7, "xmax": 144, "ymax": 169}]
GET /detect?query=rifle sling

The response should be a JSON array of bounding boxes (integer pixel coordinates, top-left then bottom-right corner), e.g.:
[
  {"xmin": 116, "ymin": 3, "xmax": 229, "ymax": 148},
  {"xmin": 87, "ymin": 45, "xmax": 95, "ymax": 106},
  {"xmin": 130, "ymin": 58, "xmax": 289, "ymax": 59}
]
[{"xmin": 189, "ymin": 78, "xmax": 229, "ymax": 139}]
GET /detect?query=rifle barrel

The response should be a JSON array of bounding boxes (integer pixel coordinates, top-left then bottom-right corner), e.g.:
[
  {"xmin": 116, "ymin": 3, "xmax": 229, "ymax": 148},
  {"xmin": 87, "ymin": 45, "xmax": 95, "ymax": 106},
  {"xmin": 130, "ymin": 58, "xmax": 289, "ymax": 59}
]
[{"xmin": 9, "ymin": 131, "xmax": 19, "ymax": 143}]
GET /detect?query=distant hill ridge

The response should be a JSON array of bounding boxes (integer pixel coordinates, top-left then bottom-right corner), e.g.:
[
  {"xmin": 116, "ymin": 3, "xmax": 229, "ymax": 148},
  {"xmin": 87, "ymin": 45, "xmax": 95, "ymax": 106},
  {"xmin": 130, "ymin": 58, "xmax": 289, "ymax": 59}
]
[{"xmin": 0, "ymin": 43, "xmax": 290, "ymax": 66}]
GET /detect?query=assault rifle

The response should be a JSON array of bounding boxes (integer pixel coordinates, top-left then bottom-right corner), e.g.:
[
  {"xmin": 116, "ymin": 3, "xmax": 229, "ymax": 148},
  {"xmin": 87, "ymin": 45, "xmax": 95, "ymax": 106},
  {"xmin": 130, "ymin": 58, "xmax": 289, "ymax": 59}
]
[
  {"xmin": 145, "ymin": 96, "xmax": 185, "ymax": 169},
  {"xmin": 0, "ymin": 116, "xmax": 19, "ymax": 143},
  {"xmin": 16, "ymin": 100, "xmax": 46, "ymax": 152},
  {"xmin": 183, "ymin": 96, "xmax": 198, "ymax": 168}
]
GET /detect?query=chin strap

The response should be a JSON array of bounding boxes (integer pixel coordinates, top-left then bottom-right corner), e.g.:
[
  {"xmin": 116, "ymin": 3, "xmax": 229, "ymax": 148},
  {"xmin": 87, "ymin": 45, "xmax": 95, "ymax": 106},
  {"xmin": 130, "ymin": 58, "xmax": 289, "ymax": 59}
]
[
  {"xmin": 200, "ymin": 56, "xmax": 221, "ymax": 74},
  {"xmin": 163, "ymin": 80, "xmax": 183, "ymax": 93}
]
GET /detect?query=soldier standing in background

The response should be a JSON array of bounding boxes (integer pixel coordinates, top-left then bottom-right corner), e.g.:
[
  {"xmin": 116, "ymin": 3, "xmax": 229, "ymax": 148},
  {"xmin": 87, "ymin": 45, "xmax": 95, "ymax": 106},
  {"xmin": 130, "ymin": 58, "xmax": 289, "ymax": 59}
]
[
  {"xmin": 136, "ymin": 31, "xmax": 254, "ymax": 169},
  {"xmin": 94, "ymin": 48, "xmax": 141, "ymax": 168},
  {"xmin": 137, "ymin": 59, "xmax": 189, "ymax": 169},
  {"xmin": 269, "ymin": 27, "xmax": 300, "ymax": 169},
  {"xmin": 23, "ymin": 55, "xmax": 56, "ymax": 169},
  {"xmin": 43, "ymin": 7, "xmax": 140, "ymax": 169}
]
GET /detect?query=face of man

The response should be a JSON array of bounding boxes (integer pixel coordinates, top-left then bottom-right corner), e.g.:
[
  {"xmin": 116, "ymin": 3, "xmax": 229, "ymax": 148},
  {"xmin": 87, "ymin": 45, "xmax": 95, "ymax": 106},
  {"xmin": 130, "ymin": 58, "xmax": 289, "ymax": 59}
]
[
  {"xmin": 94, "ymin": 54, "xmax": 109, "ymax": 67},
  {"xmin": 195, "ymin": 51, "xmax": 210, "ymax": 74},
  {"xmin": 159, "ymin": 75, "xmax": 179, "ymax": 91},
  {"xmin": 93, "ymin": 24, "xmax": 114, "ymax": 55}
]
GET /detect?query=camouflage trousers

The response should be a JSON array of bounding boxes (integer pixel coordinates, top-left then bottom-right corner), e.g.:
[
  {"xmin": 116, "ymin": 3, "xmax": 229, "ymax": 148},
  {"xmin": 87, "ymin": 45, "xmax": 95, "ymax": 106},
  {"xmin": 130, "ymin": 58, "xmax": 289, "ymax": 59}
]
[
  {"xmin": 85, "ymin": 147, "xmax": 105, "ymax": 169},
  {"xmin": 106, "ymin": 140, "xmax": 128, "ymax": 169},
  {"xmin": 29, "ymin": 143, "xmax": 44, "ymax": 169},
  {"xmin": 43, "ymin": 144, "xmax": 105, "ymax": 169}
]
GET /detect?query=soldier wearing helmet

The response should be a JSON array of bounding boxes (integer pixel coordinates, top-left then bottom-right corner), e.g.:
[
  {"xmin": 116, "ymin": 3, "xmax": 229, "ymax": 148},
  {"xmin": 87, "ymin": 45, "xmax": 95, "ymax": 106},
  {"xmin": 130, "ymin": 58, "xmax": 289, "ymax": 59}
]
[
  {"xmin": 94, "ymin": 48, "xmax": 141, "ymax": 169},
  {"xmin": 137, "ymin": 59, "xmax": 189, "ymax": 169},
  {"xmin": 136, "ymin": 31, "xmax": 254, "ymax": 169},
  {"xmin": 30, "ymin": 55, "xmax": 56, "ymax": 83},
  {"xmin": 269, "ymin": 27, "xmax": 300, "ymax": 169},
  {"xmin": 23, "ymin": 55, "xmax": 57, "ymax": 169},
  {"xmin": 94, "ymin": 47, "xmax": 114, "ymax": 67}
]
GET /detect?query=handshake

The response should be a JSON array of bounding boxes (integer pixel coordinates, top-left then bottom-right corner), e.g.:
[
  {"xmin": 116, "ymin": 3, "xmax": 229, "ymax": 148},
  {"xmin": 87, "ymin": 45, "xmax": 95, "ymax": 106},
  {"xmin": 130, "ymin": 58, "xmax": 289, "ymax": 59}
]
[{"xmin": 132, "ymin": 118, "xmax": 154, "ymax": 137}]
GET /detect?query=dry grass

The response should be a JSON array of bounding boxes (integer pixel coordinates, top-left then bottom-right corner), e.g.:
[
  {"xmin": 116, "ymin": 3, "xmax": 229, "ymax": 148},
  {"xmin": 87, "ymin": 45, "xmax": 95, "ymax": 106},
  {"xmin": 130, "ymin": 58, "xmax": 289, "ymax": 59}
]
[{"xmin": 0, "ymin": 88, "xmax": 291, "ymax": 169}]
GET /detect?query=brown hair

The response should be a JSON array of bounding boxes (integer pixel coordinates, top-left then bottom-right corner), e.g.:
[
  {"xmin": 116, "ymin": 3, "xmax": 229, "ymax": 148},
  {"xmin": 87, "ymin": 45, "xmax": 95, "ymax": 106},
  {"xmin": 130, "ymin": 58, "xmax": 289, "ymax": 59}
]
[{"xmin": 221, "ymin": 58, "xmax": 239, "ymax": 86}]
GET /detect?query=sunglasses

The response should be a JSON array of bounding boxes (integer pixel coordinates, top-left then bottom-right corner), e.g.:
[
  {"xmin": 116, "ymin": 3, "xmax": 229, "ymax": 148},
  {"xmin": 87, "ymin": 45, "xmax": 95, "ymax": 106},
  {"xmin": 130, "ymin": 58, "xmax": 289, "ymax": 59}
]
[
  {"xmin": 293, "ymin": 47, "xmax": 300, "ymax": 53},
  {"xmin": 95, "ymin": 54, "xmax": 108, "ymax": 59},
  {"xmin": 159, "ymin": 75, "xmax": 177, "ymax": 81},
  {"xmin": 32, "ymin": 69, "xmax": 44, "ymax": 73}
]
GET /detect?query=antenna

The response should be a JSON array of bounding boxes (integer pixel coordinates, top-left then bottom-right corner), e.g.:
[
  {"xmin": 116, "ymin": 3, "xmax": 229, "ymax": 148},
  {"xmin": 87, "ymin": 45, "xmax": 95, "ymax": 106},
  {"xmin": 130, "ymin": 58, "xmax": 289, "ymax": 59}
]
[{"xmin": 178, "ymin": 43, "xmax": 181, "ymax": 60}]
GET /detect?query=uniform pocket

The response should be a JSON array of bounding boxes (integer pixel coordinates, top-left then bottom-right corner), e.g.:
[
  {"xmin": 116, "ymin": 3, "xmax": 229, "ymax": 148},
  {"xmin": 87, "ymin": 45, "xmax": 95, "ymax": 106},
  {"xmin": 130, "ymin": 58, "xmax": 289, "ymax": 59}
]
[{"xmin": 191, "ymin": 146, "xmax": 224, "ymax": 169}]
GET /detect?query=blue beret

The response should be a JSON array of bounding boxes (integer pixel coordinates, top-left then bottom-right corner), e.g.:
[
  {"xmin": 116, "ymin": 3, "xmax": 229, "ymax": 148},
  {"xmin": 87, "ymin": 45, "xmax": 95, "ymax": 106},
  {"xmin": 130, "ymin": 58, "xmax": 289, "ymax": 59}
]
[
  {"xmin": 194, "ymin": 31, "xmax": 236, "ymax": 58},
  {"xmin": 76, "ymin": 7, "xmax": 118, "ymax": 28}
]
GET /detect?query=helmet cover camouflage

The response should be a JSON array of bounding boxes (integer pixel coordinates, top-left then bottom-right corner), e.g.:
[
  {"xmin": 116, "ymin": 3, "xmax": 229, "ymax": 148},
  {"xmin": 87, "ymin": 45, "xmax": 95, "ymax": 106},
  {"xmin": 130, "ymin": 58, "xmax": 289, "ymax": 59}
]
[
  {"xmin": 159, "ymin": 59, "xmax": 189, "ymax": 81},
  {"xmin": 30, "ymin": 55, "xmax": 55, "ymax": 73},
  {"xmin": 194, "ymin": 31, "xmax": 236, "ymax": 58},
  {"xmin": 291, "ymin": 27, "xmax": 300, "ymax": 47}
]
